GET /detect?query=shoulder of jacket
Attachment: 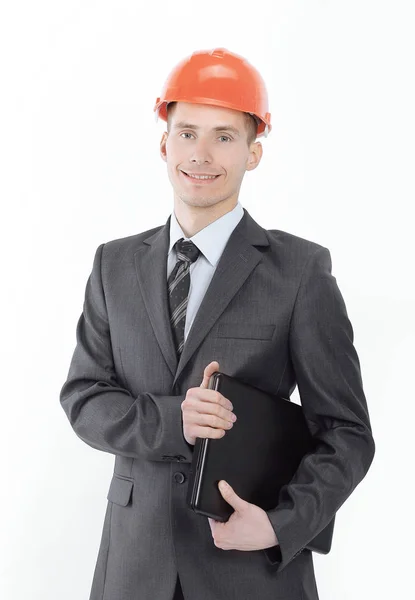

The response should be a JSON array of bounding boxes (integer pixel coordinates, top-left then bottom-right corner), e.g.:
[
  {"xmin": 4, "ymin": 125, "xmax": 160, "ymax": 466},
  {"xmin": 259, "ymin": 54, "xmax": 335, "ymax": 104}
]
[
  {"xmin": 265, "ymin": 228, "xmax": 328, "ymax": 257},
  {"xmin": 97, "ymin": 224, "xmax": 164, "ymax": 256}
]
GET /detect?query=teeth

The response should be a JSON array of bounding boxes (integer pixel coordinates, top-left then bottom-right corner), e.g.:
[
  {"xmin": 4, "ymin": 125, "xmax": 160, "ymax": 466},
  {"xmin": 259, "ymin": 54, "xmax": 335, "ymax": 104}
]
[{"xmin": 187, "ymin": 173, "xmax": 217, "ymax": 180}]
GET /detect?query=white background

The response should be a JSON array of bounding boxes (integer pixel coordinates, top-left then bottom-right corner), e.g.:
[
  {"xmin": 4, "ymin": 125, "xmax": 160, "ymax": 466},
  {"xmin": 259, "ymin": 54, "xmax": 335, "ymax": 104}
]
[{"xmin": 1, "ymin": 1, "xmax": 414, "ymax": 599}]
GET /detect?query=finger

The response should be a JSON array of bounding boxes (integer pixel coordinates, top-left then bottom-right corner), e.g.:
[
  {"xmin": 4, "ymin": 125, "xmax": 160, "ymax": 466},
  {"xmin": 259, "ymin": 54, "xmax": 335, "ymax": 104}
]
[
  {"xmin": 186, "ymin": 386, "xmax": 233, "ymax": 412},
  {"xmin": 189, "ymin": 409, "xmax": 235, "ymax": 433},
  {"xmin": 185, "ymin": 389, "xmax": 235, "ymax": 424}
]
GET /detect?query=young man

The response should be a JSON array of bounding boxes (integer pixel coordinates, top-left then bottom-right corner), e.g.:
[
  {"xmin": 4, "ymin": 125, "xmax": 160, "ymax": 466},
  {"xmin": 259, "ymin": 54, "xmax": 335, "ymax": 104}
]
[{"xmin": 60, "ymin": 48, "xmax": 375, "ymax": 600}]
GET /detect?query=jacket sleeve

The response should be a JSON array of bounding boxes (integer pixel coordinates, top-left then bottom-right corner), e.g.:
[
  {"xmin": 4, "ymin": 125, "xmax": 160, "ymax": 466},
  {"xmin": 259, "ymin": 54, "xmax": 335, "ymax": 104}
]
[
  {"xmin": 263, "ymin": 246, "xmax": 376, "ymax": 571},
  {"xmin": 59, "ymin": 243, "xmax": 194, "ymax": 463}
]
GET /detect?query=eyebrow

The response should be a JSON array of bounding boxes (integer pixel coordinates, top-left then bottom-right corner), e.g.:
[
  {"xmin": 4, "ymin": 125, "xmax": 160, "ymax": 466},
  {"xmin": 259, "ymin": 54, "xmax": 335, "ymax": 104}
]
[{"xmin": 172, "ymin": 121, "xmax": 241, "ymax": 136}]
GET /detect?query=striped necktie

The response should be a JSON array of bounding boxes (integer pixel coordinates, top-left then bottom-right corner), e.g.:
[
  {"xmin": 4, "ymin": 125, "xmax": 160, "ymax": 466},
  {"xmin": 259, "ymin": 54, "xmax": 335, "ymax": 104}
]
[{"xmin": 167, "ymin": 238, "xmax": 201, "ymax": 357}]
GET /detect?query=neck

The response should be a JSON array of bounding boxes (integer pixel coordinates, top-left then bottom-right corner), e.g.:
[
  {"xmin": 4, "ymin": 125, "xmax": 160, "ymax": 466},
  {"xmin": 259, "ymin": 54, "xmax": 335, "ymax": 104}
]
[{"xmin": 173, "ymin": 197, "xmax": 238, "ymax": 238}]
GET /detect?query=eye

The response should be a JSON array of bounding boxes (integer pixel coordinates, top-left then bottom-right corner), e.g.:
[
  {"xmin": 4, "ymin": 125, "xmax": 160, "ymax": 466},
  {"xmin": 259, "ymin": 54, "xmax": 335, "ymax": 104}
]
[{"xmin": 179, "ymin": 132, "xmax": 232, "ymax": 142}]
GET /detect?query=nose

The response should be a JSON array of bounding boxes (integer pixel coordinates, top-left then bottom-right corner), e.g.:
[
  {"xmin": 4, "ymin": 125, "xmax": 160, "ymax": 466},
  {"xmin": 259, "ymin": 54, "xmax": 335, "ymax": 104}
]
[{"xmin": 190, "ymin": 139, "xmax": 213, "ymax": 165}]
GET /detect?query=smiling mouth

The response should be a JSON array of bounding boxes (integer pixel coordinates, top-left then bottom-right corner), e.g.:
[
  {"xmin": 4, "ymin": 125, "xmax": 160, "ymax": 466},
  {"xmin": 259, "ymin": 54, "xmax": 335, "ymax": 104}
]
[{"xmin": 181, "ymin": 171, "xmax": 221, "ymax": 181}]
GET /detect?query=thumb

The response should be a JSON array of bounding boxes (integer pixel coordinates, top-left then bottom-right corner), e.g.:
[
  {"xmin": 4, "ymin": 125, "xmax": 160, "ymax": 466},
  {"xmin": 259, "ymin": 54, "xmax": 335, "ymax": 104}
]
[
  {"xmin": 200, "ymin": 361, "xmax": 220, "ymax": 389},
  {"xmin": 218, "ymin": 480, "xmax": 246, "ymax": 512}
]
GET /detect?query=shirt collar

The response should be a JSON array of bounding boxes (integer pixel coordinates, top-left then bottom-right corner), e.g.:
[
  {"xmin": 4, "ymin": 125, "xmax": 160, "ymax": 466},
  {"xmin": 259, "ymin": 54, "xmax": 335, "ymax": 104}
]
[{"xmin": 168, "ymin": 202, "xmax": 244, "ymax": 267}]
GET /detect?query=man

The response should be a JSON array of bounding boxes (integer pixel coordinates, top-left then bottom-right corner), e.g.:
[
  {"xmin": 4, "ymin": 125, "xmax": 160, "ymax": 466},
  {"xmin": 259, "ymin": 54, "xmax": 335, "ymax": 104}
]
[{"xmin": 60, "ymin": 48, "xmax": 375, "ymax": 600}]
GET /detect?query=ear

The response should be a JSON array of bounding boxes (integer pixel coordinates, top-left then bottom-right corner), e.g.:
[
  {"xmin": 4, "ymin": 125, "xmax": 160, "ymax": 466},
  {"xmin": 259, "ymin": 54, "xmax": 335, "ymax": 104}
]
[
  {"xmin": 160, "ymin": 132, "xmax": 168, "ymax": 163},
  {"xmin": 246, "ymin": 141, "xmax": 263, "ymax": 172}
]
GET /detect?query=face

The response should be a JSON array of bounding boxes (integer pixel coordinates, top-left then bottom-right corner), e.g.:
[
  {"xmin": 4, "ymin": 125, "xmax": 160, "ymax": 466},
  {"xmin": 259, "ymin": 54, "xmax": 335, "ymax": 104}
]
[{"xmin": 160, "ymin": 102, "xmax": 262, "ymax": 211}]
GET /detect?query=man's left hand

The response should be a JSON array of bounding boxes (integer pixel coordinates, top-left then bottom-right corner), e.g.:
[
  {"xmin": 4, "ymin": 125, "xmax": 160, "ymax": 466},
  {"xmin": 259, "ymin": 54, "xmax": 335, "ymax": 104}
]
[{"xmin": 207, "ymin": 480, "xmax": 279, "ymax": 551}]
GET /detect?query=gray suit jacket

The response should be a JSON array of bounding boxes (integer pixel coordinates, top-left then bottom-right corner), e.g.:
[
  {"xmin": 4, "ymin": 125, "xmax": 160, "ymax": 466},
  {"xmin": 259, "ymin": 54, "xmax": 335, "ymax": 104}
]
[{"xmin": 60, "ymin": 208, "xmax": 375, "ymax": 600}]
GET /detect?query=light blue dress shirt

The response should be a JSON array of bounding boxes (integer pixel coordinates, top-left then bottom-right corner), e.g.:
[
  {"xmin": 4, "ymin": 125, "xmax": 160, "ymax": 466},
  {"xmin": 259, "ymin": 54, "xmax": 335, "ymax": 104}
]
[{"xmin": 167, "ymin": 201, "xmax": 244, "ymax": 342}]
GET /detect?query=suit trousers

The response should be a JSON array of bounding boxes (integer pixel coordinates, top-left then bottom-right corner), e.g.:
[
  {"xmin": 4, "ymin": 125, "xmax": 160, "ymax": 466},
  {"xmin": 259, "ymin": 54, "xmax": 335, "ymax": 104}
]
[{"xmin": 173, "ymin": 575, "xmax": 185, "ymax": 600}]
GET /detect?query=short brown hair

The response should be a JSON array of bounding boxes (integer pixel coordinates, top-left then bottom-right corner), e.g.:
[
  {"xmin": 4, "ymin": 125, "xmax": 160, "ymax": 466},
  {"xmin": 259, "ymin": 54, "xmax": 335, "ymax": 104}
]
[{"xmin": 166, "ymin": 102, "xmax": 258, "ymax": 147}]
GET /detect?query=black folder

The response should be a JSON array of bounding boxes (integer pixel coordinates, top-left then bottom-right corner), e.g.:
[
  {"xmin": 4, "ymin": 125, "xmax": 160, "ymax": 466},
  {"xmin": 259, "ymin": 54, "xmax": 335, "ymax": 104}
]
[{"xmin": 186, "ymin": 371, "xmax": 335, "ymax": 554}]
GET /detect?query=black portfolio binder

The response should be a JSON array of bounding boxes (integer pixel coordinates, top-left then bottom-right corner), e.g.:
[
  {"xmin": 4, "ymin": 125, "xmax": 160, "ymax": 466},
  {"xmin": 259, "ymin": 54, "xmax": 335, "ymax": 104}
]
[{"xmin": 186, "ymin": 371, "xmax": 335, "ymax": 554}]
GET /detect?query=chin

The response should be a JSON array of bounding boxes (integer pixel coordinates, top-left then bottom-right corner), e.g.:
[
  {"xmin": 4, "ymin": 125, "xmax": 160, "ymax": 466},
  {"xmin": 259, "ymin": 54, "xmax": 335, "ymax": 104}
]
[{"xmin": 178, "ymin": 195, "xmax": 228, "ymax": 208}]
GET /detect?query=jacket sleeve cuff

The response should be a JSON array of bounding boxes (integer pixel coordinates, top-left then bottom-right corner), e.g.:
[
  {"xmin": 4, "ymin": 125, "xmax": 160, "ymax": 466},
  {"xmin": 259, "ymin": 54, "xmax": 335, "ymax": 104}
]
[
  {"xmin": 145, "ymin": 392, "xmax": 194, "ymax": 463},
  {"xmin": 262, "ymin": 508, "xmax": 308, "ymax": 570}
]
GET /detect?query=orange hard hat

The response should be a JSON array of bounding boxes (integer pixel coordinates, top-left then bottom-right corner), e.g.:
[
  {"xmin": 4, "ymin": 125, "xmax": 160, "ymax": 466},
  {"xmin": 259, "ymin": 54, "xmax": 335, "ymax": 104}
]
[{"xmin": 154, "ymin": 48, "xmax": 272, "ymax": 138}]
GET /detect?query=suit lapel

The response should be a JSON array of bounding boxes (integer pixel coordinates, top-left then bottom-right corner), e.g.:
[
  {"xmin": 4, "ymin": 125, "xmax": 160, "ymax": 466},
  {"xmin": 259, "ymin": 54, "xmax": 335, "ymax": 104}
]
[{"xmin": 134, "ymin": 208, "xmax": 270, "ymax": 385}]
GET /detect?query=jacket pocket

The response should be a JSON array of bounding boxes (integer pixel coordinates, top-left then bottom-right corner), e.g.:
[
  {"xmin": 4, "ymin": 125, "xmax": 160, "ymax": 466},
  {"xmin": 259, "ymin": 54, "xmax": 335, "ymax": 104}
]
[
  {"xmin": 216, "ymin": 322, "xmax": 275, "ymax": 340},
  {"xmin": 107, "ymin": 475, "xmax": 134, "ymax": 506}
]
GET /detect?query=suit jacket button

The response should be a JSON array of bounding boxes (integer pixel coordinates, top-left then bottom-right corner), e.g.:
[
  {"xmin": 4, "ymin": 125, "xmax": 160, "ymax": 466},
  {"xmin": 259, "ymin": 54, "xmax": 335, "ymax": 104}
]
[{"xmin": 174, "ymin": 472, "xmax": 186, "ymax": 484}]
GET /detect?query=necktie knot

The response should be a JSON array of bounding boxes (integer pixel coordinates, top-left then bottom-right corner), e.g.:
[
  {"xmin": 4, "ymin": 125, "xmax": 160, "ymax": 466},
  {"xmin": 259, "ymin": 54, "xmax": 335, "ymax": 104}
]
[{"xmin": 175, "ymin": 238, "xmax": 201, "ymax": 265}]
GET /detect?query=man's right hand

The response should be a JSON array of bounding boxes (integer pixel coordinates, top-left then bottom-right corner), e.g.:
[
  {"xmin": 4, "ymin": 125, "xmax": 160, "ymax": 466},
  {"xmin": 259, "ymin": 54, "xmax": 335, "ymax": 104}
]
[{"xmin": 181, "ymin": 361, "xmax": 237, "ymax": 446}]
